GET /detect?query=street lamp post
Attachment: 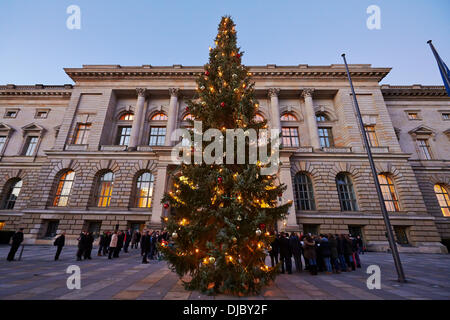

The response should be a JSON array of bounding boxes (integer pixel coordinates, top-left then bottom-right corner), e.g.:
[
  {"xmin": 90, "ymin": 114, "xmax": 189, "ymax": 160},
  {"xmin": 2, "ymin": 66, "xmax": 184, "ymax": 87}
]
[{"xmin": 341, "ymin": 53, "xmax": 406, "ymax": 283}]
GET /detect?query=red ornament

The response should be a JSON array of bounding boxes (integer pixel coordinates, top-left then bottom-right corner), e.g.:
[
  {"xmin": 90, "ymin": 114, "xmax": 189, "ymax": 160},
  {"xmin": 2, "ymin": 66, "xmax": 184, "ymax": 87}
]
[
  {"xmin": 236, "ymin": 53, "xmax": 241, "ymax": 58},
  {"xmin": 278, "ymin": 193, "xmax": 283, "ymax": 197},
  {"xmin": 163, "ymin": 203, "xmax": 169, "ymax": 209},
  {"xmin": 185, "ymin": 107, "xmax": 189, "ymax": 112},
  {"xmin": 205, "ymin": 71, "xmax": 209, "ymax": 76},
  {"xmin": 259, "ymin": 223, "xmax": 266, "ymax": 230},
  {"xmin": 220, "ymin": 102, "xmax": 225, "ymax": 107},
  {"xmin": 218, "ymin": 177, "xmax": 223, "ymax": 183}
]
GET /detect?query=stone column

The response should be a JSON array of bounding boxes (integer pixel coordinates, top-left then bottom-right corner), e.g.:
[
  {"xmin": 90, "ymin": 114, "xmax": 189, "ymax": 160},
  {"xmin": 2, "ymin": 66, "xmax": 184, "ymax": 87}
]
[
  {"xmin": 150, "ymin": 164, "xmax": 168, "ymax": 228},
  {"xmin": 165, "ymin": 88, "xmax": 179, "ymax": 146},
  {"xmin": 129, "ymin": 88, "xmax": 146, "ymax": 149},
  {"xmin": 269, "ymin": 88, "xmax": 281, "ymax": 131},
  {"xmin": 278, "ymin": 153, "xmax": 299, "ymax": 232},
  {"xmin": 302, "ymin": 88, "xmax": 320, "ymax": 149}
]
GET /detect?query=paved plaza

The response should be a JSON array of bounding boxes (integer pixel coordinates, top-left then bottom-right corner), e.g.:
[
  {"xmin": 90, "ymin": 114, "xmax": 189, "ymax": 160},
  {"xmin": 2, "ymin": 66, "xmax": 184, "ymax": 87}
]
[{"xmin": 0, "ymin": 245, "xmax": 448, "ymax": 300}]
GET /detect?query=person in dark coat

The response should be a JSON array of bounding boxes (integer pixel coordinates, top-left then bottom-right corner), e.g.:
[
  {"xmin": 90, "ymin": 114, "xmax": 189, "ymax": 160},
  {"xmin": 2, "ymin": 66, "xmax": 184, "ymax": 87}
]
[
  {"xmin": 76, "ymin": 231, "xmax": 87, "ymax": 261},
  {"xmin": 289, "ymin": 232, "xmax": 302, "ymax": 272},
  {"xmin": 351, "ymin": 236, "xmax": 362, "ymax": 268},
  {"xmin": 269, "ymin": 232, "xmax": 280, "ymax": 267},
  {"xmin": 336, "ymin": 234, "xmax": 347, "ymax": 271},
  {"xmin": 319, "ymin": 234, "xmax": 332, "ymax": 274},
  {"xmin": 54, "ymin": 232, "xmax": 65, "ymax": 261},
  {"xmin": 149, "ymin": 231, "xmax": 157, "ymax": 259},
  {"xmin": 123, "ymin": 229, "xmax": 132, "ymax": 253},
  {"xmin": 131, "ymin": 230, "xmax": 141, "ymax": 249},
  {"xmin": 83, "ymin": 232, "xmax": 94, "ymax": 260},
  {"xmin": 141, "ymin": 231, "xmax": 151, "ymax": 263},
  {"xmin": 328, "ymin": 234, "xmax": 340, "ymax": 273},
  {"xmin": 343, "ymin": 234, "xmax": 355, "ymax": 271},
  {"xmin": 98, "ymin": 231, "xmax": 108, "ymax": 256},
  {"xmin": 114, "ymin": 231, "xmax": 124, "ymax": 258},
  {"xmin": 278, "ymin": 232, "xmax": 292, "ymax": 274},
  {"xmin": 299, "ymin": 233, "xmax": 309, "ymax": 271},
  {"xmin": 303, "ymin": 235, "xmax": 317, "ymax": 275},
  {"xmin": 7, "ymin": 228, "xmax": 24, "ymax": 261}
]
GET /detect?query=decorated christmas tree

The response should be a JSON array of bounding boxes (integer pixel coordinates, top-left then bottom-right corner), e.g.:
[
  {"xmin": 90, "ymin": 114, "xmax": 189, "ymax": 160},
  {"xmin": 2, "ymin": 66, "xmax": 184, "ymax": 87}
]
[{"xmin": 160, "ymin": 16, "xmax": 291, "ymax": 295}]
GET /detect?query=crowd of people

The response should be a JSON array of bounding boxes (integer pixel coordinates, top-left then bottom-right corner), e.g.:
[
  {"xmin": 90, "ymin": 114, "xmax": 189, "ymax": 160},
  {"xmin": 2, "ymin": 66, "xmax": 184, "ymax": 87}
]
[
  {"xmin": 71, "ymin": 229, "xmax": 170, "ymax": 263},
  {"xmin": 6, "ymin": 228, "xmax": 365, "ymax": 278},
  {"xmin": 269, "ymin": 232, "xmax": 364, "ymax": 275}
]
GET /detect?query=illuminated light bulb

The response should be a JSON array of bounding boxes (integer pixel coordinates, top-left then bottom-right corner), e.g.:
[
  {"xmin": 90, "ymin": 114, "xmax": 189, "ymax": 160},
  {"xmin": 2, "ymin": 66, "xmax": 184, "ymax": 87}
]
[
  {"xmin": 195, "ymin": 248, "xmax": 199, "ymax": 253},
  {"xmin": 203, "ymin": 258, "xmax": 209, "ymax": 264},
  {"xmin": 218, "ymin": 71, "xmax": 223, "ymax": 77},
  {"xmin": 209, "ymin": 46, "xmax": 212, "ymax": 51}
]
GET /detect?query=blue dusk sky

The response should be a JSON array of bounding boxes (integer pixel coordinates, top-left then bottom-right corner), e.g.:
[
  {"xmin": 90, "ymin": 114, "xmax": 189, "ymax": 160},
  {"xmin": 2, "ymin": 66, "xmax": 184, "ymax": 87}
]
[{"xmin": 0, "ymin": 0, "xmax": 448, "ymax": 85}]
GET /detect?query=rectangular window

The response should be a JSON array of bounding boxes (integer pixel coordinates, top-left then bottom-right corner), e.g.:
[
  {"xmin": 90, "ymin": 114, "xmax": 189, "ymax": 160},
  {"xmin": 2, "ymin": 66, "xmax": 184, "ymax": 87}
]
[
  {"xmin": 318, "ymin": 127, "xmax": 333, "ymax": 148},
  {"xmin": 24, "ymin": 136, "xmax": 39, "ymax": 156},
  {"xmin": 0, "ymin": 136, "xmax": 6, "ymax": 152},
  {"xmin": 73, "ymin": 123, "xmax": 91, "ymax": 144},
  {"xmin": 117, "ymin": 126, "xmax": 132, "ymax": 146},
  {"xmin": 44, "ymin": 221, "xmax": 59, "ymax": 238},
  {"xmin": 364, "ymin": 125, "xmax": 379, "ymax": 147},
  {"xmin": 0, "ymin": 221, "xmax": 5, "ymax": 230},
  {"xmin": 281, "ymin": 127, "xmax": 299, "ymax": 147},
  {"xmin": 417, "ymin": 139, "xmax": 432, "ymax": 160},
  {"xmin": 442, "ymin": 113, "xmax": 450, "ymax": 120},
  {"xmin": 4, "ymin": 110, "xmax": 18, "ymax": 118},
  {"xmin": 393, "ymin": 226, "xmax": 409, "ymax": 245},
  {"xmin": 149, "ymin": 126, "xmax": 166, "ymax": 146},
  {"xmin": 35, "ymin": 110, "xmax": 49, "ymax": 119},
  {"xmin": 408, "ymin": 113, "xmax": 418, "ymax": 120}
]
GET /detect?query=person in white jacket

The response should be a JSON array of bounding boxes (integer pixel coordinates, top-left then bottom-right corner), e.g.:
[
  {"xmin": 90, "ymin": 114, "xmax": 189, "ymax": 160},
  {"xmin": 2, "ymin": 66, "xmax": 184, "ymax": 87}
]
[{"xmin": 108, "ymin": 231, "xmax": 118, "ymax": 259}]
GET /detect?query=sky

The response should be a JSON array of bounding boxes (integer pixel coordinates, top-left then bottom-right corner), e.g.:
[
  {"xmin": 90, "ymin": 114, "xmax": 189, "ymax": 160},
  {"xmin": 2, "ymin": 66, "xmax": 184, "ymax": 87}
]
[{"xmin": 0, "ymin": 0, "xmax": 449, "ymax": 85}]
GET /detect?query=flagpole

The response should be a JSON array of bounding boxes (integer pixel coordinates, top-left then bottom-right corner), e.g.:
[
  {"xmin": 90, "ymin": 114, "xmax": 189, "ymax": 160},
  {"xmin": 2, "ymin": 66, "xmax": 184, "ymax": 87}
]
[
  {"xmin": 341, "ymin": 53, "xmax": 406, "ymax": 283},
  {"xmin": 427, "ymin": 40, "xmax": 450, "ymax": 94}
]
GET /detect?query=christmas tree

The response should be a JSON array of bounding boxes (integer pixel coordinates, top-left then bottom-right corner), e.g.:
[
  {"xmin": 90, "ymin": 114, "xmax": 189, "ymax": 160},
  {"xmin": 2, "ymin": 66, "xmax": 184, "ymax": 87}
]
[{"xmin": 160, "ymin": 16, "xmax": 291, "ymax": 295}]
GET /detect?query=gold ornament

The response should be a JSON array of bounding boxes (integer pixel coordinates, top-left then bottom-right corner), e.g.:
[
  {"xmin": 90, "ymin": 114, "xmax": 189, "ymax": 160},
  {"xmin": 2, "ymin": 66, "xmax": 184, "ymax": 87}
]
[
  {"xmin": 172, "ymin": 232, "xmax": 178, "ymax": 239},
  {"xmin": 237, "ymin": 215, "xmax": 242, "ymax": 221},
  {"xmin": 232, "ymin": 236, "xmax": 237, "ymax": 243},
  {"xmin": 209, "ymin": 256, "xmax": 216, "ymax": 264},
  {"xmin": 256, "ymin": 229, "xmax": 262, "ymax": 236}
]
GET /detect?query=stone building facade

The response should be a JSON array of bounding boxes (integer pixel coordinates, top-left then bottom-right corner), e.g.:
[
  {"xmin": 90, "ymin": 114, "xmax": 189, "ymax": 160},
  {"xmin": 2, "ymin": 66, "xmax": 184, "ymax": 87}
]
[{"xmin": 0, "ymin": 64, "xmax": 448, "ymax": 253}]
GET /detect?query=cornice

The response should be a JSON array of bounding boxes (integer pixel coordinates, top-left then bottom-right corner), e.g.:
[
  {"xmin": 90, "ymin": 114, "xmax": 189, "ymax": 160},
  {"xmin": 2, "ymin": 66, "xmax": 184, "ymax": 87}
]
[
  {"xmin": 0, "ymin": 84, "xmax": 73, "ymax": 97},
  {"xmin": 64, "ymin": 64, "xmax": 391, "ymax": 82},
  {"xmin": 381, "ymin": 84, "xmax": 449, "ymax": 97}
]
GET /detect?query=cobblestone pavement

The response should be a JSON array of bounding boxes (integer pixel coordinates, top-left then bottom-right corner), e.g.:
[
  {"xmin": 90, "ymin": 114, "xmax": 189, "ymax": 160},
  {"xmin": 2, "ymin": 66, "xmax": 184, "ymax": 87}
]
[{"xmin": 0, "ymin": 245, "xmax": 448, "ymax": 300}]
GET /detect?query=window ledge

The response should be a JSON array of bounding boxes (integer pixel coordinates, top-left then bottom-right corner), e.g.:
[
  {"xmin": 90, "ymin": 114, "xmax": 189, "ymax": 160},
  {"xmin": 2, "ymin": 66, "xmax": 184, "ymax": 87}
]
[
  {"xmin": 100, "ymin": 145, "xmax": 127, "ymax": 151},
  {"xmin": 137, "ymin": 145, "xmax": 153, "ymax": 152},
  {"xmin": 65, "ymin": 144, "xmax": 88, "ymax": 151},
  {"xmin": 321, "ymin": 147, "xmax": 352, "ymax": 153},
  {"xmin": 370, "ymin": 146, "xmax": 389, "ymax": 153}
]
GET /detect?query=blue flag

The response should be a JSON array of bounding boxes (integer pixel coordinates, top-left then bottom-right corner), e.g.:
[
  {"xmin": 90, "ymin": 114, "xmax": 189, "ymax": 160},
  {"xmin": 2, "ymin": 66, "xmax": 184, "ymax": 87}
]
[{"xmin": 428, "ymin": 40, "xmax": 450, "ymax": 97}]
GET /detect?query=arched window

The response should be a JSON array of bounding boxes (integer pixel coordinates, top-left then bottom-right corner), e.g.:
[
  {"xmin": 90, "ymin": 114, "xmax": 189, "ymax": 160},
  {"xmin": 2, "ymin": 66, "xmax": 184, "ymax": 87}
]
[
  {"xmin": 151, "ymin": 113, "xmax": 168, "ymax": 121},
  {"xmin": 434, "ymin": 184, "xmax": 450, "ymax": 217},
  {"xmin": 149, "ymin": 113, "xmax": 167, "ymax": 146},
  {"xmin": 2, "ymin": 179, "xmax": 22, "ymax": 209},
  {"xmin": 135, "ymin": 172, "xmax": 154, "ymax": 208},
  {"xmin": 183, "ymin": 114, "xmax": 194, "ymax": 121},
  {"xmin": 336, "ymin": 173, "xmax": 358, "ymax": 211},
  {"xmin": 316, "ymin": 112, "xmax": 329, "ymax": 122},
  {"xmin": 119, "ymin": 112, "xmax": 134, "ymax": 121},
  {"xmin": 378, "ymin": 174, "xmax": 400, "ymax": 212},
  {"xmin": 293, "ymin": 173, "xmax": 315, "ymax": 211},
  {"xmin": 53, "ymin": 170, "xmax": 75, "ymax": 207},
  {"xmin": 280, "ymin": 113, "xmax": 297, "ymax": 121},
  {"xmin": 254, "ymin": 113, "xmax": 264, "ymax": 122},
  {"xmin": 95, "ymin": 172, "xmax": 114, "ymax": 207}
]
